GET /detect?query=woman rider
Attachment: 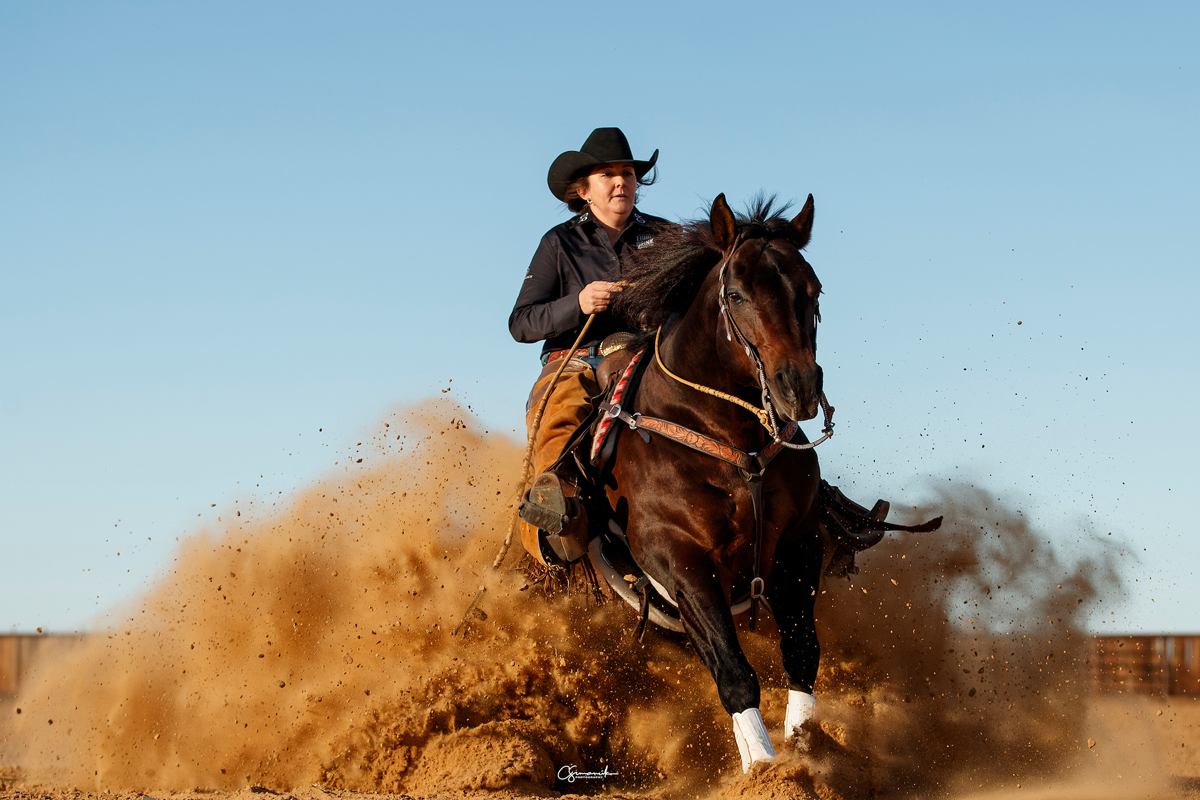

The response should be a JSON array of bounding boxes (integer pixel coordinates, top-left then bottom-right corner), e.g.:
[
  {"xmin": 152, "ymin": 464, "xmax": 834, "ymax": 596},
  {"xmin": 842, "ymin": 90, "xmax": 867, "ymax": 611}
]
[{"xmin": 508, "ymin": 127, "xmax": 668, "ymax": 567}]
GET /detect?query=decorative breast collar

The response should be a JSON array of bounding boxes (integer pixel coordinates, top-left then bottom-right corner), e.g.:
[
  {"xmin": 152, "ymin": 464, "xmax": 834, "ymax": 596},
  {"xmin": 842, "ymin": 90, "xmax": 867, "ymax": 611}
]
[{"xmin": 599, "ymin": 400, "xmax": 801, "ymax": 479}]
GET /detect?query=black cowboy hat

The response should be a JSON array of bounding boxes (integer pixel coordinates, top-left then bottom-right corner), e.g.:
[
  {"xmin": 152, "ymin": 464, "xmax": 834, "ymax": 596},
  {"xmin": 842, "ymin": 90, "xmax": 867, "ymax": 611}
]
[{"xmin": 547, "ymin": 127, "xmax": 659, "ymax": 202}]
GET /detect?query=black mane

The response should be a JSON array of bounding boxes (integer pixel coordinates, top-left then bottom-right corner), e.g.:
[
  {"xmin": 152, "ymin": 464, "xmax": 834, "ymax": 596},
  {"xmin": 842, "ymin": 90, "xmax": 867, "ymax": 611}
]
[{"xmin": 616, "ymin": 196, "xmax": 805, "ymax": 331}]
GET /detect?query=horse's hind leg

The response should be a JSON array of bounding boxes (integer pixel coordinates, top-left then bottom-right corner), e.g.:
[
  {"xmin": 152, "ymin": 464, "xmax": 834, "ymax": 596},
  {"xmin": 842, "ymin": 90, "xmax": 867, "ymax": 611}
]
[
  {"xmin": 770, "ymin": 531, "xmax": 824, "ymax": 744},
  {"xmin": 673, "ymin": 559, "xmax": 776, "ymax": 772}
]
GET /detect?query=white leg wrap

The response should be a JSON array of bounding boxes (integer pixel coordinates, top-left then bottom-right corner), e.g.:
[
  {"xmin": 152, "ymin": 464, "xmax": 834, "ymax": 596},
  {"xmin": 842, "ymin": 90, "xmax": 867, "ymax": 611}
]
[
  {"xmin": 731, "ymin": 707, "xmax": 776, "ymax": 773},
  {"xmin": 784, "ymin": 690, "xmax": 817, "ymax": 742}
]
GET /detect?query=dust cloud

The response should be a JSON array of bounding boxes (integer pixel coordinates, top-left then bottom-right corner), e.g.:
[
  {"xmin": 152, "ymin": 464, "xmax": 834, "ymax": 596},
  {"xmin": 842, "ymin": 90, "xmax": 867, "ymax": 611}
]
[
  {"xmin": 724, "ymin": 486, "xmax": 1126, "ymax": 799},
  {"xmin": 2, "ymin": 400, "xmax": 1128, "ymax": 798}
]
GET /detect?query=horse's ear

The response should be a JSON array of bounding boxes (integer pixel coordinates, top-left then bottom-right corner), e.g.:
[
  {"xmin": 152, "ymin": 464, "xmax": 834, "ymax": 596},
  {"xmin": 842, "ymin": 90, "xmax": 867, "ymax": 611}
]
[
  {"xmin": 710, "ymin": 193, "xmax": 736, "ymax": 251},
  {"xmin": 791, "ymin": 194, "xmax": 815, "ymax": 249}
]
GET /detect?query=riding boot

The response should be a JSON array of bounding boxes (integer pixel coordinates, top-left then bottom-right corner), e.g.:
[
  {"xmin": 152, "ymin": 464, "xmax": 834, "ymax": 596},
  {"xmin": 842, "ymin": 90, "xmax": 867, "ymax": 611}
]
[
  {"xmin": 821, "ymin": 480, "xmax": 890, "ymax": 530},
  {"xmin": 849, "ymin": 494, "xmax": 890, "ymax": 528},
  {"xmin": 519, "ymin": 464, "xmax": 590, "ymax": 563},
  {"xmin": 819, "ymin": 481, "xmax": 892, "ymax": 577}
]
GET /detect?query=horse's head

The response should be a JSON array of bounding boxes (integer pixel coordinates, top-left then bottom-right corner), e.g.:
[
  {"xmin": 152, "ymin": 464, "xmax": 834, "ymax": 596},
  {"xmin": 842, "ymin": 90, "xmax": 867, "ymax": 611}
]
[{"xmin": 710, "ymin": 193, "xmax": 823, "ymax": 422}]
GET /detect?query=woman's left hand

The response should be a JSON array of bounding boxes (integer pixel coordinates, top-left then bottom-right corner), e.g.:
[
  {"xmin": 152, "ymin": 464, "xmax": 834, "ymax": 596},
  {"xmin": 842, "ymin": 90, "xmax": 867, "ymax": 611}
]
[{"xmin": 578, "ymin": 281, "xmax": 623, "ymax": 314}]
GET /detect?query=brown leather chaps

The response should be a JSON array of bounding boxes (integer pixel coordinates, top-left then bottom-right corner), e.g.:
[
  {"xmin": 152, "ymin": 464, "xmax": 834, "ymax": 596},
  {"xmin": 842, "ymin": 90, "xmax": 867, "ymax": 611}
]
[{"xmin": 521, "ymin": 357, "xmax": 598, "ymax": 567}]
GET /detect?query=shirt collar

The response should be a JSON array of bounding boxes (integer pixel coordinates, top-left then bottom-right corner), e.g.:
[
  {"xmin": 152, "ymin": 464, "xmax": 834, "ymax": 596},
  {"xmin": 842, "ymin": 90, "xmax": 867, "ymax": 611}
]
[{"xmin": 574, "ymin": 207, "xmax": 647, "ymax": 228}]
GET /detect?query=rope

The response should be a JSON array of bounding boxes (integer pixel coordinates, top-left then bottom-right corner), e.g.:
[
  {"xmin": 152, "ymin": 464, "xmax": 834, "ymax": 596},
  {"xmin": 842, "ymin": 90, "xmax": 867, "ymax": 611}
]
[
  {"xmin": 453, "ymin": 313, "xmax": 597, "ymax": 636},
  {"xmin": 654, "ymin": 325, "xmax": 773, "ymax": 430},
  {"xmin": 654, "ymin": 324, "xmax": 835, "ymax": 449}
]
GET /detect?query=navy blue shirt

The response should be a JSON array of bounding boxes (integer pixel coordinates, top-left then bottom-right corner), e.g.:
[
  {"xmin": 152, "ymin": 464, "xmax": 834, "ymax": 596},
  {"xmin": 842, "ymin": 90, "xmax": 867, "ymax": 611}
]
[{"xmin": 509, "ymin": 208, "xmax": 670, "ymax": 358}]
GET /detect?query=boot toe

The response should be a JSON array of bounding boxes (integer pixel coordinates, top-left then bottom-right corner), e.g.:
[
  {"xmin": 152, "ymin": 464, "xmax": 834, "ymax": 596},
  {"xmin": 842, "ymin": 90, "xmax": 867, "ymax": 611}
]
[
  {"xmin": 519, "ymin": 473, "xmax": 570, "ymax": 535},
  {"xmin": 529, "ymin": 473, "xmax": 569, "ymax": 516}
]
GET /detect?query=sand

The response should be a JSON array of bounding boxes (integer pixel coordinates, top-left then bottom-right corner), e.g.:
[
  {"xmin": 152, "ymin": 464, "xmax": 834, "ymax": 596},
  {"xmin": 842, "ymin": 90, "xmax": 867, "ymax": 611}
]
[{"xmin": 1, "ymin": 399, "xmax": 1193, "ymax": 799}]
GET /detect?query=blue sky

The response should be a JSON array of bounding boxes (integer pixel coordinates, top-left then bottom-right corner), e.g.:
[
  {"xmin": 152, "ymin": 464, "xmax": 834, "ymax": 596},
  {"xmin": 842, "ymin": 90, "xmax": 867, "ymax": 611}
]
[{"xmin": 2, "ymin": 2, "xmax": 1196, "ymax": 633}]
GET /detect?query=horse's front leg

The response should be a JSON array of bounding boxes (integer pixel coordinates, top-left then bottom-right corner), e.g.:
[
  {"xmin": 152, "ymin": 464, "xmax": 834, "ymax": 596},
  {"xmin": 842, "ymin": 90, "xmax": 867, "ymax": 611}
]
[
  {"xmin": 769, "ymin": 527, "xmax": 824, "ymax": 745},
  {"xmin": 669, "ymin": 546, "xmax": 776, "ymax": 773}
]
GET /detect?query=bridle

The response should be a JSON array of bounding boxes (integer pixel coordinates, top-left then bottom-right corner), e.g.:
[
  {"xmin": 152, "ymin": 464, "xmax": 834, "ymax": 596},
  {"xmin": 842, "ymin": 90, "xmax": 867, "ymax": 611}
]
[{"xmin": 654, "ymin": 230, "xmax": 835, "ymax": 449}]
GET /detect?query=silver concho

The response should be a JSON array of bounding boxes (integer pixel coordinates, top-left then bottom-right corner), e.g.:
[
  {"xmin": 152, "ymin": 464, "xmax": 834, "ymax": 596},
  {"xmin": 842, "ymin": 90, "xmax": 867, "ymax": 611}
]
[{"xmin": 600, "ymin": 332, "xmax": 638, "ymax": 356}]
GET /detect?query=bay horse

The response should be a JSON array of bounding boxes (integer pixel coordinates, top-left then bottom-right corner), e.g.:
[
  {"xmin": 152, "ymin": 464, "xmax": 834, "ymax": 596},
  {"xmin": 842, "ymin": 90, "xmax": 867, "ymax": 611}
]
[{"xmin": 588, "ymin": 194, "xmax": 869, "ymax": 772}]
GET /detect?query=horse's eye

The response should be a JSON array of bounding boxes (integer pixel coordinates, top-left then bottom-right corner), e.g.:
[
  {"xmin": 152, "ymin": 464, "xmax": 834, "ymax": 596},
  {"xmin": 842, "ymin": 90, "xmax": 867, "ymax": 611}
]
[{"xmin": 727, "ymin": 291, "xmax": 744, "ymax": 305}]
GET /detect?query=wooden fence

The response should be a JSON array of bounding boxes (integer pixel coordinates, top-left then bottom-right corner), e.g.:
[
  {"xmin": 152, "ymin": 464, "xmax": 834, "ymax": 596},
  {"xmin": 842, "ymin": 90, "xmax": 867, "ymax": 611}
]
[
  {"xmin": 4, "ymin": 633, "xmax": 1199, "ymax": 697},
  {"xmin": 1093, "ymin": 635, "xmax": 1200, "ymax": 695},
  {"xmin": 0, "ymin": 635, "xmax": 43, "ymax": 695},
  {"xmin": 0, "ymin": 634, "xmax": 84, "ymax": 696}
]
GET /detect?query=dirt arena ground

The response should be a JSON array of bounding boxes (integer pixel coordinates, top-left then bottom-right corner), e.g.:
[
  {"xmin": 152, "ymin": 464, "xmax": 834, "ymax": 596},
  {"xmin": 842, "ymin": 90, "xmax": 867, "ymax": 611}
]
[
  {"xmin": 2, "ymin": 402, "xmax": 1194, "ymax": 799},
  {"xmin": 2, "ymin": 697, "xmax": 1197, "ymax": 799}
]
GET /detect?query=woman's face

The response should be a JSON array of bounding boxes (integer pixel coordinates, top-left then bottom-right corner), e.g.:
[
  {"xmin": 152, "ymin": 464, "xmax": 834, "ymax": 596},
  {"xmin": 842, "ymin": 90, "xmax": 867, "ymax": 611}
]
[{"xmin": 578, "ymin": 162, "xmax": 637, "ymax": 222}]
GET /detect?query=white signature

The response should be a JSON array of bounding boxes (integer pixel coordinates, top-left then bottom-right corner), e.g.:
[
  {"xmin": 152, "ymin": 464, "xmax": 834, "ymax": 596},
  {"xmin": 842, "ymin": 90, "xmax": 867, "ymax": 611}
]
[{"xmin": 557, "ymin": 764, "xmax": 618, "ymax": 783}]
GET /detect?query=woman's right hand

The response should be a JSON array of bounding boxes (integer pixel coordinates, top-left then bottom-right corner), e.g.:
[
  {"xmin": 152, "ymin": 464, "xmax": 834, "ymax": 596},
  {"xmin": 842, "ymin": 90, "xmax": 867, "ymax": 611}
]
[{"xmin": 578, "ymin": 281, "xmax": 623, "ymax": 315}]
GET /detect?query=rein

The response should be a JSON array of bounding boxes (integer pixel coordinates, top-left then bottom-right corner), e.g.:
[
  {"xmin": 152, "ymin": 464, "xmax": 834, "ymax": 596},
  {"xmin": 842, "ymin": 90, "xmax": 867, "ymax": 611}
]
[
  {"xmin": 653, "ymin": 326, "xmax": 771, "ymax": 429},
  {"xmin": 654, "ymin": 233, "xmax": 835, "ymax": 450}
]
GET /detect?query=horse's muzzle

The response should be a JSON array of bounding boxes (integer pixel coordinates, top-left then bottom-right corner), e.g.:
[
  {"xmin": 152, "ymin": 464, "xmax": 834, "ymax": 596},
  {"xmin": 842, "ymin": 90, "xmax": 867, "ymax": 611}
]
[{"xmin": 771, "ymin": 363, "xmax": 822, "ymax": 422}]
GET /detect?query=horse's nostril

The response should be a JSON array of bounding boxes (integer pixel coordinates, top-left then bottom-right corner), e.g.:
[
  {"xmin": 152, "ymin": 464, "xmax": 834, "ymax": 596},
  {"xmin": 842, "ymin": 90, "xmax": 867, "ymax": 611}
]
[{"xmin": 775, "ymin": 368, "xmax": 802, "ymax": 399}]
